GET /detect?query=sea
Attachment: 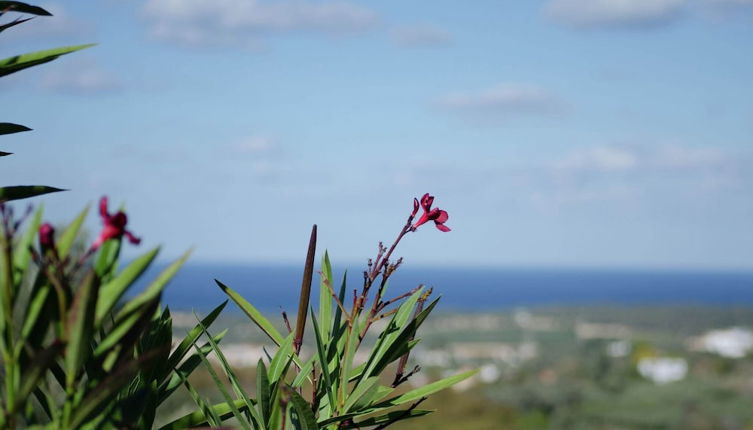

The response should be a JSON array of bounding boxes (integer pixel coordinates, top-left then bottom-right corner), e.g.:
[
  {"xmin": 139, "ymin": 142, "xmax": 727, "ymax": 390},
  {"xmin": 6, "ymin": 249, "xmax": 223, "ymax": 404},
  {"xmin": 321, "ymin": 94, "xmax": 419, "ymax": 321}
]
[{"xmin": 133, "ymin": 263, "xmax": 753, "ymax": 312}]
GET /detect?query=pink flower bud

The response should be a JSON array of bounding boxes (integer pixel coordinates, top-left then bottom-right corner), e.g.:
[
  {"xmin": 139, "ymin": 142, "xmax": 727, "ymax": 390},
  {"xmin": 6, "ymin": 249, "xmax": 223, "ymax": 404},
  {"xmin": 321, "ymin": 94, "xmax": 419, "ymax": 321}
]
[{"xmin": 39, "ymin": 222, "xmax": 55, "ymax": 249}]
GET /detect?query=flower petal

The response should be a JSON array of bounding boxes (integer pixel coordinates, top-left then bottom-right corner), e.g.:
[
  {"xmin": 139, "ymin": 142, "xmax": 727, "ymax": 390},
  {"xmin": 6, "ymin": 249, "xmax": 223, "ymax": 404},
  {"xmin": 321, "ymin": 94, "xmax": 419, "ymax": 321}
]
[
  {"xmin": 435, "ymin": 223, "xmax": 451, "ymax": 232},
  {"xmin": 99, "ymin": 196, "xmax": 109, "ymax": 218},
  {"xmin": 434, "ymin": 209, "xmax": 449, "ymax": 223},
  {"xmin": 420, "ymin": 193, "xmax": 434, "ymax": 211}
]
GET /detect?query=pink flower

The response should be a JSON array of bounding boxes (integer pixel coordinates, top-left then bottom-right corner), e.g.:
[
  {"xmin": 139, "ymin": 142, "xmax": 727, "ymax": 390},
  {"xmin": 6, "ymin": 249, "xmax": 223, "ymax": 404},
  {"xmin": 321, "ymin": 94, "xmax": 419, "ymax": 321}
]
[
  {"xmin": 412, "ymin": 193, "xmax": 451, "ymax": 232},
  {"xmin": 39, "ymin": 222, "xmax": 56, "ymax": 249},
  {"xmin": 90, "ymin": 196, "xmax": 141, "ymax": 251}
]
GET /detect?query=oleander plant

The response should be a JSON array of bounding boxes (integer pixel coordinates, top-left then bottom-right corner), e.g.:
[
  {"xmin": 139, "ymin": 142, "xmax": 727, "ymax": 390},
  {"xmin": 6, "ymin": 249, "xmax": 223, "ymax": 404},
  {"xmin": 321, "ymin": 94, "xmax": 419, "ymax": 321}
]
[
  {"xmin": 0, "ymin": 2, "xmax": 475, "ymax": 429},
  {"xmin": 183, "ymin": 193, "xmax": 475, "ymax": 430}
]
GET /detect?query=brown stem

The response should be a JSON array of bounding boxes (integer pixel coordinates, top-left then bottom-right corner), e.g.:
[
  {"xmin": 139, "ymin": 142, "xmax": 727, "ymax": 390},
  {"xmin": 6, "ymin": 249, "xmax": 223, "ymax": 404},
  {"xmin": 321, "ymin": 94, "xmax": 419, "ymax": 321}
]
[{"xmin": 294, "ymin": 225, "xmax": 317, "ymax": 355}]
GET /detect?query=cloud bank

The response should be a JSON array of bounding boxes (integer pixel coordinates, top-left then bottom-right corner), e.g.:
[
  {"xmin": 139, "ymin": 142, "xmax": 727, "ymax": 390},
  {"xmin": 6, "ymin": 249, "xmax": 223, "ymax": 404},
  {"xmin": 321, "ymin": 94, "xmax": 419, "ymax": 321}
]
[
  {"xmin": 544, "ymin": 0, "xmax": 687, "ymax": 28},
  {"xmin": 143, "ymin": 0, "xmax": 379, "ymax": 48}
]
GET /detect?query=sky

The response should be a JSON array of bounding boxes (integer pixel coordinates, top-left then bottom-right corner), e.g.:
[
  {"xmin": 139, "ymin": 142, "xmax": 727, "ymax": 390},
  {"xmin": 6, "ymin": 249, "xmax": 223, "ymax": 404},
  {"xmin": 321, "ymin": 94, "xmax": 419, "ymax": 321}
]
[{"xmin": 2, "ymin": 0, "xmax": 753, "ymax": 270}]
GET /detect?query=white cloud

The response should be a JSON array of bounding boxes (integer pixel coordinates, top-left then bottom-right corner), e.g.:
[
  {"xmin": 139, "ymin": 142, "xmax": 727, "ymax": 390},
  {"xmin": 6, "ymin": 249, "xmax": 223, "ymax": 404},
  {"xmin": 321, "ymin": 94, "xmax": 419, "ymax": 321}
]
[
  {"xmin": 390, "ymin": 24, "xmax": 451, "ymax": 48},
  {"xmin": 40, "ymin": 59, "xmax": 122, "ymax": 94},
  {"xmin": 439, "ymin": 83, "xmax": 562, "ymax": 117},
  {"xmin": 232, "ymin": 136, "xmax": 279, "ymax": 154},
  {"xmin": 556, "ymin": 146, "xmax": 639, "ymax": 172},
  {"xmin": 705, "ymin": 0, "xmax": 753, "ymax": 5},
  {"xmin": 142, "ymin": 0, "xmax": 379, "ymax": 48},
  {"xmin": 544, "ymin": 0, "xmax": 687, "ymax": 28}
]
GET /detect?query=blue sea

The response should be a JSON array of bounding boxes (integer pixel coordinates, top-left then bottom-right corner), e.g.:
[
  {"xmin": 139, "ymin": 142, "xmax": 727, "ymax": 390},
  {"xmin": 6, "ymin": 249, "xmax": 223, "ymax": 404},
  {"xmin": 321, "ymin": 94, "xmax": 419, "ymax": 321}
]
[{"xmin": 135, "ymin": 263, "xmax": 753, "ymax": 312}]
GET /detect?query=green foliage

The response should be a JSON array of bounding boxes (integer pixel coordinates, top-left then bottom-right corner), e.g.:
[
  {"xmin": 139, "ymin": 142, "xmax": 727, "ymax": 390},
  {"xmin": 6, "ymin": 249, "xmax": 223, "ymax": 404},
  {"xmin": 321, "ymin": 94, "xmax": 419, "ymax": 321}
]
[
  {"xmin": 0, "ymin": 1, "xmax": 92, "ymax": 201},
  {"xmin": 196, "ymin": 224, "xmax": 475, "ymax": 429},
  {"xmin": 0, "ymin": 204, "xmax": 220, "ymax": 429}
]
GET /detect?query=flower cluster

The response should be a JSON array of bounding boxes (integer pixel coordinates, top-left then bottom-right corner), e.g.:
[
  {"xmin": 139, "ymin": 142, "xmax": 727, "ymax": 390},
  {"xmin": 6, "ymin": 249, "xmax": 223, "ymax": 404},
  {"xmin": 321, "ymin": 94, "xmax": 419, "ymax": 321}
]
[
  {"xmin": 90, "ymin": 196, "xmax": 140, "ymax": 251},
  {"xmin": 38, "ymin": 196, "xmax": 141, "ymax": 256}
]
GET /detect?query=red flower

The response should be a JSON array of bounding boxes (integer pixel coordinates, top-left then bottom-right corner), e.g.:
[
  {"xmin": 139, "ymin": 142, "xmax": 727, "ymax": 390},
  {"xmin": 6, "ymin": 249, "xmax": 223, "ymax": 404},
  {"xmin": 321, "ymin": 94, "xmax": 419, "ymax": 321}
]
[
  {"xmin": 90, "ymin": 196, "xmax": 141, "ymax": 251},
  {"xmin": 412, "ymin": 193, "xmax": 451, "ymax": 232},
  {"xmin": 39, "ymin": 222, "xmax": 56, "ymax": 249}
]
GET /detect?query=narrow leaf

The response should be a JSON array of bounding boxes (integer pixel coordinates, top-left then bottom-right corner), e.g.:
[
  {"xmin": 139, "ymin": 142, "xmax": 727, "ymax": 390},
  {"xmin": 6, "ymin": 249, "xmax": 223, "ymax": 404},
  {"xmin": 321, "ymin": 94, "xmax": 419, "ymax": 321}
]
[
  {"xmin": 289, "ymin": 388, "xmax": 318, "ymax": 430},
  {"xmin": 56, "ymin": 204, "xmax": 88, "ymax": 258},
  {"xmin": 0, "ymin": 1, "xmax": 52, "ymax": 16},
  {"xmin": 158, "ymin": 399, "xmax": 250, "ymax": 430},
  {"xmin": 0, "ymin": 185, "xmax": 64, "ymax": 203},
  {"xmin": 0, "ymin": 44, "xmax": 94, "ymax": 77},
  {"xmin": 0, "ymin": 122, "xmax": 31, "ymax": 135},
  {"xmin": 95, "ymin": 246, "xmax": 160, "ymax": 324},
  {"xmin": 215, "ymin": 278, "xmax": 284, "ymax": 346}
]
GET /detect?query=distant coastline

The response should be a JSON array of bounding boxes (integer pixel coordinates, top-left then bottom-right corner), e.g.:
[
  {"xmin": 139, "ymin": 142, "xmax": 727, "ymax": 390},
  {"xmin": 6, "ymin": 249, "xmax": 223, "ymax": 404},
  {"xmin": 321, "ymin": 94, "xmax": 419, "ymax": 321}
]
[{"xmin": 131, "ymin": 263, "xmax": 753, "ymax": 312}]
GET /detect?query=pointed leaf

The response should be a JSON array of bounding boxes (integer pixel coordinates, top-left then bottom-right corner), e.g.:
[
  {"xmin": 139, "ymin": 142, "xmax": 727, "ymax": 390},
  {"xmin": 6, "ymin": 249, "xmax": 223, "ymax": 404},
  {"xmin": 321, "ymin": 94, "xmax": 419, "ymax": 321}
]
[
  {"xmin": 318, "ymin": 250, "xmax": 333, "ymax": 341},
  {"xmin": 311, "ymin": 311, "xmax": 336, "ymax": 411},
  {"xmin": 56, "ymin": 204, "xmax": 88, "ymax": 258},
  {"xmin": 0, "ymin": 16, "xmax": 32, "ymax": 33},
  {"xmin": 12, "ymin": 205, "xmax": 42, "ymax": 285},
  {"xmin": 289, "ymin": 388, "xmax": 317, "ymax": 430},
  {"xmin": 0, "ymin": 185, "xmax": 64, "ymax": 203},
  {"xmin": 348, "ymin": 409, "xmax": 433, "ymax": 428},
  {"xmin": 215, "ymin": 278, "xmax": 284, "ymax": 346},
  {"xmin": 158, "ymin": 399, "xmax": 251, "ymax": 430},
  {"xmin": 164, "ymin": 300, "xmax": 226, "ymax": 375},
  {"xmin": 0, "ymin": 44, "xmax": 94, "ymax": 77},
  {"xmin": 377, "ymin": 369, "xmax": 478, "ymax": 408},
  {"xmin": 63, "ymin": 272, "xmax": 98, "ymax": 389},
  {"xmin": 0, "ymin": 1, "xmax": 52, "ymax": 16},
  {"xmin": 0, "ymin": 122, "xmax": 31, "ymax": 135},
  {"xmin": 95, "ymin": 246, "xmax": 160, "ymax": 324},
  {"xmin": 268, "ymin": 333, "xmax": 294, "ymax": 382},
  {"xmin": 257, "ymin": 359, "xmax": 271, "ymax": 426}
]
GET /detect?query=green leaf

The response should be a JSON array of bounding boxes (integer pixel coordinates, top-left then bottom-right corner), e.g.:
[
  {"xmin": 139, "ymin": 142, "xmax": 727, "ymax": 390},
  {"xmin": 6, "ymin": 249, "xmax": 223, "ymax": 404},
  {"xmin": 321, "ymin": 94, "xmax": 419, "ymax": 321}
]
[
  {"xmin": 191, "ymin": 340, "xmax": 254, "ymax": 430},
  {"xmin": 368, "ymin": 297, "xmax": 440, "ymax": 378},
  {"xmin": 268, "ymin": 333, "xmax": 294, "ymax": 383},
  {"xmin": 311, "ymin": 311, "xmax": 336, "ymax": 412},
  {"xmin": 344, "ymin": 376, "xmax": 380, "ymax": 413},
  {"xmin": 157, "ymin": 330, "xmax": 227, "ymax": 405},
  {"xmin": 0, "ymin": 16, "xmax": 32, "ymax": 33},
  {"xmin": 158, "ymin": 399, "xmax": 250, "ymax": 430},
  {"xmin": 117, "ymin": 250, "xmax": 190, "ymax": 318},
  {"xmin": 164, "ymin": 301, "xmax": 226, "ymax": 376},
  {"xmin": 0, "ymin": 1, "xmax": 52, "ymax": 16},
  {"xmin": 63, "ymin": 272, "xmax": 98, "ymax": 390},
  {"xmin": 19, "ymin": 284, "xmax": 49, "ymax": 341},
  {"xmin": 12, "ymin": 205, "xmax": 42, "ymax": 286},
  {"xmin": 57, "ymin": 204, "xmax": 88, "ymax": 259},
  {"xmin": 0, "ymin": 122, "xmax": 31, "ymax": 135},
  {"xmin": 359, "ymin": 288, "xmax": 423, "ymax": 384},
  {"xmin": 0, "ymin": 185, "xmax": 64, "ymax": 203},
  {"xmin": 318, "ymin": 250, "xmax": 333, "ymax": 341},
  {"xmin": 257, "ymin": 359, "xmax": 271, "ymax": 426},
  {"xmin": 93, "ymin": 236, "xmax": 121, "ymax": 280},
  {"xmin": 0, "ymin": 44, "xmax": 94, "ymax": 77},
  {"xmin": 377, "ymin": 369, "xmax": 478, "ymax": 408},
  {"xmin": 195, "ymin": 317, "xmax": 262, "ymax": 430},
  {"xmin": 93, "ymin": 295, "xmax": 159, "ymax": 359},
  {"xmin": 291, "ymin": 355, "xmax": 314, "ymax": 388},
  {"xmin": 348, "ymin": 409, "xmax": 433, "ymax": 428},
  {"xmin": 289, "ymin": 388, "xmax": 318, "ymax": 430},
  {"xmin": 95, "ymin": 246, "xmax": 160, "ymax": 324},
  {"xmin": 69, "ymin": 348, "xmax": 167, "ymax": 429},
  {"xmin": 14, "ymin": 341, "xmax": 63, "ymax": 412},
  {"xmin": 215, "ymin": 278, "xmax": 284, "ymax": 346}
]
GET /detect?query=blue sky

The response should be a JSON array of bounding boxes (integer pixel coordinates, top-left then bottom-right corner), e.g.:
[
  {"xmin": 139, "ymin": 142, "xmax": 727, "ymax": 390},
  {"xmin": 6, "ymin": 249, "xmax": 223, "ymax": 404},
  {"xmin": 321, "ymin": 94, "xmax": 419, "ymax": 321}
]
[{"xmin": 3, "ymin": 0, "xmax": 753, "ymax": 269}]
